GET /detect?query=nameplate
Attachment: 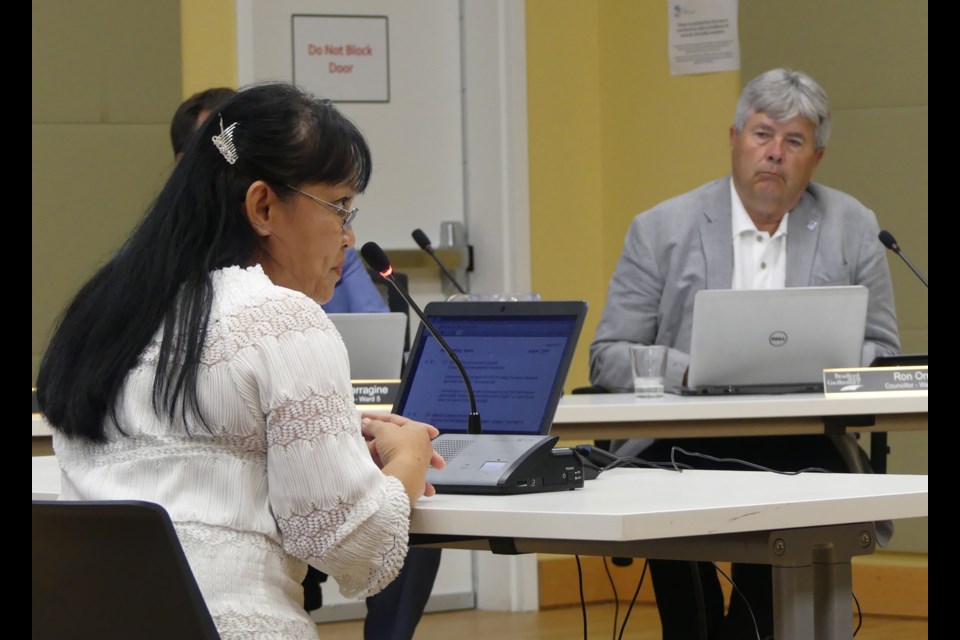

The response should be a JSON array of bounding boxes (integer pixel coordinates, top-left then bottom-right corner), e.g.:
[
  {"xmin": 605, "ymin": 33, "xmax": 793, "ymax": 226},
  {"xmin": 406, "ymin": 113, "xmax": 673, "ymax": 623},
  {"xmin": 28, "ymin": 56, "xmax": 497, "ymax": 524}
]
[
  {"xmin": 823, "ymin": 366, "xmax": 928, "ymax": 395},
  {"xmin": 352, "ymin": 380, "xmax": 400, "ymax": 406}
]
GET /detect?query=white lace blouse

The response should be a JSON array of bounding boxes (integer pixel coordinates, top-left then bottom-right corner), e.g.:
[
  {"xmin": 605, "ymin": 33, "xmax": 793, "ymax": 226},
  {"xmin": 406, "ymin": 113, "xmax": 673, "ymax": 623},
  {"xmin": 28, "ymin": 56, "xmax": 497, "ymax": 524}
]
[{"xmin": 53, "ymin": 265, "xmax": 411, "ymax": 640}]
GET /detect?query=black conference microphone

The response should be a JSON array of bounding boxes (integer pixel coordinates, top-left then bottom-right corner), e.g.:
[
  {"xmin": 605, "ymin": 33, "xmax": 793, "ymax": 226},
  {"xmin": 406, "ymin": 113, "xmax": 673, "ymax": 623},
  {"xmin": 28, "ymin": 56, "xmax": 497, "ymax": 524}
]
[
  {"xmin": 879, "ymin": 230, "xmax": 928, "ymax": 288},
  {"xmin": 411, "ymin": 228, "xmax": 468, "ymax": 295},
  {"xmin": 360, "ymin": 241, "xmax": 481, "ymax": 434}
]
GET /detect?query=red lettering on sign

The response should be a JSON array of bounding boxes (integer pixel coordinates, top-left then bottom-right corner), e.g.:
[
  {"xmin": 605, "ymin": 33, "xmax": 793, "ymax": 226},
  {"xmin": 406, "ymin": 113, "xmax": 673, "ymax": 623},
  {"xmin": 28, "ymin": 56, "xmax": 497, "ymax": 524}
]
[
  {"xmin": 346, "ymin": 44, "xmax": 373, "ymax": 56},
  {"xmin": 329, "ymin": 62, "xmax": 353, "ymax": 74}
]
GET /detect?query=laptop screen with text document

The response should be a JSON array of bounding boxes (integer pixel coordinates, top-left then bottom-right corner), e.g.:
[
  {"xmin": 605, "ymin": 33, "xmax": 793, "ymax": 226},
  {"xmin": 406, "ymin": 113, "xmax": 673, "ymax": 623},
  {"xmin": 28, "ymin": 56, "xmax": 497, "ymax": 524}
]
[{"xmin": 392, "ymin": 301, "xmax": 587, "ymax": 434}]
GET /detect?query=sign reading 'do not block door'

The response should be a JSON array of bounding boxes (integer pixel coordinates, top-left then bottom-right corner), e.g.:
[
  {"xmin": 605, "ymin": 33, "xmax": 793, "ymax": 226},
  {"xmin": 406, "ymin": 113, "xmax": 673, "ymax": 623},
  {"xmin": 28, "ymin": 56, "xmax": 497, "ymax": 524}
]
[{"xmin": 293, "ymin": 15, "xmax": 389, "ymax": 102}]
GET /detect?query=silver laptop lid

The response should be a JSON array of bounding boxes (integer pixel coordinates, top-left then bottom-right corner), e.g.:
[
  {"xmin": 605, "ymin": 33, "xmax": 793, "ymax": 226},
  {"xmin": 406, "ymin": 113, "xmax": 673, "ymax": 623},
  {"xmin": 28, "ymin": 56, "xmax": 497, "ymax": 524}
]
[
  {"xmin": 686, "ymin": 286, "xmax": 868, "ymax": 388},
  {"xmin": 327, "ymin": 312, "xmax": 407, "ymax": 380}
]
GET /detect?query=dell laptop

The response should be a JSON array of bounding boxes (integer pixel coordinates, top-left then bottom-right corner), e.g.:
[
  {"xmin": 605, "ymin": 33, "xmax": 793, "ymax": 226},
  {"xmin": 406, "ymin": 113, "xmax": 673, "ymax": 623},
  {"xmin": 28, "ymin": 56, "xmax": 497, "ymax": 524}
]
[{"xmin": 676, "ymin": 285, "xmax": 869, "ymax": 395}]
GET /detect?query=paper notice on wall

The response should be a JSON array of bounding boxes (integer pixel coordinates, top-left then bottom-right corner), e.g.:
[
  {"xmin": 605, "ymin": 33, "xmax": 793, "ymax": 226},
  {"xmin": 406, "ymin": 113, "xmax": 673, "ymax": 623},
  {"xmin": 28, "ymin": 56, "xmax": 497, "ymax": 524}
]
[
  {"xmin": 292, "ymin": 15, "xmax": 390, "ymax": 102},
  {"xmin": 667, "ymin": 0, "xmax": 740, "ymax": 76}
]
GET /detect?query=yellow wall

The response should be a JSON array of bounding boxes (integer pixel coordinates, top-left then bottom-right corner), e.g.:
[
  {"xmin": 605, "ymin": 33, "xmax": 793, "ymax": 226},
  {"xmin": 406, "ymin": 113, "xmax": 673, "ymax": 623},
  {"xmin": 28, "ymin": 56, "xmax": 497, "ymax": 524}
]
[
  {"xmin": 526, "ymin": 1, "xmax": 739, "ymax": 389},
  {"xmin": 32, "ymin": 0, "xmax": 182, "ymax": 382},
  {"xmin": 525, "ymin": 2, "xmax": 605, "ymax": 390},
  {"xmin": 180, "ymin": 0, "xmax": 237, "ymax": 95}
]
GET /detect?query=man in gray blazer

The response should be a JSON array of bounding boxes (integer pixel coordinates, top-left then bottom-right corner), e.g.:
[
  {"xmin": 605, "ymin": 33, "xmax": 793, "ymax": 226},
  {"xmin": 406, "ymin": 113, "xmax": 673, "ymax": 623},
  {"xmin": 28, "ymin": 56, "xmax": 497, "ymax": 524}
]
[{"xmin": 589, "ymin": 68, "xmax": 900, "ymax": 640}]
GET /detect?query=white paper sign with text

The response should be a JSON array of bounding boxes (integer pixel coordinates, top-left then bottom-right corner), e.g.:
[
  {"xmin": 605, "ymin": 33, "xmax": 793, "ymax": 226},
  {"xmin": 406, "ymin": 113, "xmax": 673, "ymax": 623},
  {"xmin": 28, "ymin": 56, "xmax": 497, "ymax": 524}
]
[
  {"xmin": 667, "ymin": 0, "xmax": 740, "ymax": 76},
  {"xmin": 293, "ymin": 15, "xmax": 389, "ymax": 102}
]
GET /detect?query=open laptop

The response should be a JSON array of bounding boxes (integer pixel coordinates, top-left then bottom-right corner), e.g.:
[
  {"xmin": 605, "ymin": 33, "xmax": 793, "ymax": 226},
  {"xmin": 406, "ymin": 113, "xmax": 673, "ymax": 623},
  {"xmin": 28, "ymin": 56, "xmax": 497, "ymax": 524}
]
[
  {"xmin": 392, "ymin": 300, "xmax": 588, "ymax": 434},
  {"xmin": 327, "ymin": 312, "xmax": 407, "ymax": 380},
  {"xmin": 676, "ymin": 285, "xmax": 869, "ymax": 395}
]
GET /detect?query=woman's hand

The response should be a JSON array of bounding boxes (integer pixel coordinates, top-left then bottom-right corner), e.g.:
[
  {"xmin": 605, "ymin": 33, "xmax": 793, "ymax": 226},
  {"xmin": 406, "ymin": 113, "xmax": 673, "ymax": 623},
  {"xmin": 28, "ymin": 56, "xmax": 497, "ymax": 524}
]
[{"xmin": 361, "ymin": 413, "xmax": 446, "ymax": 499}]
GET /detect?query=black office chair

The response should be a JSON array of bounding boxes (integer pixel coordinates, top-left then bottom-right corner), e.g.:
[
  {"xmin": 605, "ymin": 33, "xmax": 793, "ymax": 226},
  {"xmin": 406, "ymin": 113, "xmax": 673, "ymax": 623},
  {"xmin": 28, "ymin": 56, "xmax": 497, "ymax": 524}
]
[{"xmin": 32, "ymin": 500, "xmax": 221, "ymax": 639}]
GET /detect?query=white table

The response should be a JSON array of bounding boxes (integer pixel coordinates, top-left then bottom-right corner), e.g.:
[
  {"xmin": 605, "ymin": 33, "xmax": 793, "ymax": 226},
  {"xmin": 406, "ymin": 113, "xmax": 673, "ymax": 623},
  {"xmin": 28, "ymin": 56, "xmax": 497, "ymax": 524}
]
[
  {"xmin": 549, "ymin": 391, "xmax": 928, "ymax": 440},
  {"xmin": 409, "ymin": 467, "xmax": 927, "ymax": 640},
  {"xmin": 33, "ymin": 392, "xmax": 928, "ymax": 442},
  {"xmin": 549, "ymin": 391, "xmax": 927, "ymax": 475},
  {"xmin": 31, "ymin": 457, "xmax": 928, "ymax": 640}
]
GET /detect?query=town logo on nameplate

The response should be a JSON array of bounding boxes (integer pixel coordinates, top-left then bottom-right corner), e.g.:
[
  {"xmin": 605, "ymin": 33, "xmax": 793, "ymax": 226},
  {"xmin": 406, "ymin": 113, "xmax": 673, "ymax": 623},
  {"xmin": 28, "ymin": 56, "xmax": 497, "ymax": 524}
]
[{"xmin": 823, "ymin": 366, "xmax": 928, "ymax": 396}]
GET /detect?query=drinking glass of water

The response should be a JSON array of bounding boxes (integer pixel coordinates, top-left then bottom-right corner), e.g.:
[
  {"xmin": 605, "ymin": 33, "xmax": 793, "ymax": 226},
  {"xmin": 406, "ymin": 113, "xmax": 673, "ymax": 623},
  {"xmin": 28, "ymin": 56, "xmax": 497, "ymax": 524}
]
[{"xmin": 630, "ymin": 345, "xmax": 668, "ymax": 398}]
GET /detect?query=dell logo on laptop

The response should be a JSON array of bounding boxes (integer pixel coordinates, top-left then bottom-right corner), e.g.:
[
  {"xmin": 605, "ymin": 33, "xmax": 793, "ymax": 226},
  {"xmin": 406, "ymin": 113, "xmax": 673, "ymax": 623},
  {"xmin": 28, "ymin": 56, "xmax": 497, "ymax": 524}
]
[{"xmin": 769, "ymin": 331, "xmax": 788, "ymax": 347}]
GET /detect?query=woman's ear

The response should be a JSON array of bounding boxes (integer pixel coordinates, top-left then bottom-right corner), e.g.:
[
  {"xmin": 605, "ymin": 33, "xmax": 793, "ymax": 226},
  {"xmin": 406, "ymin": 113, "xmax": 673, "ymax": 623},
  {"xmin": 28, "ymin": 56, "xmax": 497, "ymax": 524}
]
[{"xmin": 245, "ymin": 180, "xmax": 278, "ymax": 237}]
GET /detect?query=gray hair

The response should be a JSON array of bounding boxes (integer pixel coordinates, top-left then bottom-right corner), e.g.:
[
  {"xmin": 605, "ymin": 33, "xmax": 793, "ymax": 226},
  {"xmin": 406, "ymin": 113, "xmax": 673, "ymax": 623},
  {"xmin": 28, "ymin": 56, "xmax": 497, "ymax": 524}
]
[{"xmin": 733, "ymin": 68, "xmax": 831, "ymax": 150}]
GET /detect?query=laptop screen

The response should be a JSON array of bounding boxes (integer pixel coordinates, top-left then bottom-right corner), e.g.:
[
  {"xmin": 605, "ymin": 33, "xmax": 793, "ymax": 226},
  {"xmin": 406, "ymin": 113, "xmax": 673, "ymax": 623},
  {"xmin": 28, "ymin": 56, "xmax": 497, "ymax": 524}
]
[
  {"xmin": 392, "ymin": 301, "xmax": 587, "ymax": 435},
  {"xmin": 327, "ymin": 312, "xmax": 407, "ymax": 380}
]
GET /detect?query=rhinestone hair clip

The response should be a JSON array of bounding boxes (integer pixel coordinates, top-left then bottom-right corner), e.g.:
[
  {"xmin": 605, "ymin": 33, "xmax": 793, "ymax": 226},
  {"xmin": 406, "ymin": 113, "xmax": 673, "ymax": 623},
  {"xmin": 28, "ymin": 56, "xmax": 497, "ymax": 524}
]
[{"xmin": 212, "ymin": 115, "xmax": 240, "ymax": 164}]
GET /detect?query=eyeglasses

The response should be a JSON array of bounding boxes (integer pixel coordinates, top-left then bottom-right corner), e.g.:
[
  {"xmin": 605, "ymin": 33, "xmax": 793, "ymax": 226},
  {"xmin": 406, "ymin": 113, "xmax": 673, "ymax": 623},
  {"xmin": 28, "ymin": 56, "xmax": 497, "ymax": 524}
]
[{"xmin": 285, "ymin": 184, "xmax": 358, "ymax": 229}]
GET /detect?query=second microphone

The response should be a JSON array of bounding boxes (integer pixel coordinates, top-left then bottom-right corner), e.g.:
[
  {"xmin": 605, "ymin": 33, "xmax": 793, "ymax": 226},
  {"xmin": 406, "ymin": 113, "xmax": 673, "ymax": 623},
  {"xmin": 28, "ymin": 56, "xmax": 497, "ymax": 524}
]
[{"xmin": 412, "ymin": 228, "xmax": 468, "ymax": 295}]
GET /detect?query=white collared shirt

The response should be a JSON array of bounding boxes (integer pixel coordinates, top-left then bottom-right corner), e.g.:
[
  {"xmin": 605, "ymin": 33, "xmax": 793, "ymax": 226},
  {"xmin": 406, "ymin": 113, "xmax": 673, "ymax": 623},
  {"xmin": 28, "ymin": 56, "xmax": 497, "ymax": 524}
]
[{"xmin": 730, "ymin": 177, "xmax": 788, "ymax": 290}]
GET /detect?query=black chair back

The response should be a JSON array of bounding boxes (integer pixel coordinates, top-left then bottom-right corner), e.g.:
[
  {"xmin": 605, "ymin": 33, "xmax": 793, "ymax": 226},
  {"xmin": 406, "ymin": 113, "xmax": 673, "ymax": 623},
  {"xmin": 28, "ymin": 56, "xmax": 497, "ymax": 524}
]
[{"xmin": 32, "ymin": 500, "xmax": 221, "ymax": 639}]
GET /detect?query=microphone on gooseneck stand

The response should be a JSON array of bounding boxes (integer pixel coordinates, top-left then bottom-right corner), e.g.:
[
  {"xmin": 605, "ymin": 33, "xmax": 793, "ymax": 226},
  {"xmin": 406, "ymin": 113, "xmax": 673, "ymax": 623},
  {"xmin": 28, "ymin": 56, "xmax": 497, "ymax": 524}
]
[
  {"xmin": 360, "ymin": 241, "xmax": 481, "ymax": 435},
  {"xmin": 879, "ymin": 230, "xmax": 928, "ymax": 288},
  {"xmin": 411, "ymin": 228, "xmax": 467, "ymax": 295}
]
